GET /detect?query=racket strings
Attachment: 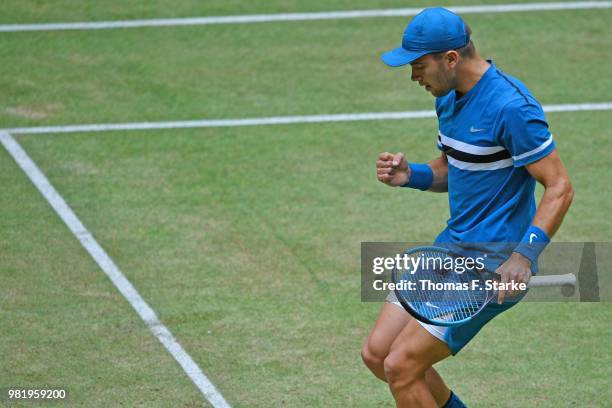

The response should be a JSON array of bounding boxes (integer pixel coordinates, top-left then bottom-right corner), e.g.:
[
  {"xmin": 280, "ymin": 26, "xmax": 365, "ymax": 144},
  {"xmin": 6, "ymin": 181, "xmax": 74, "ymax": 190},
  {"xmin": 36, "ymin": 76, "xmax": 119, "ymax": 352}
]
[{"xmin": 396, "ymin": 249, "xmax": 488, "ymax": 324}]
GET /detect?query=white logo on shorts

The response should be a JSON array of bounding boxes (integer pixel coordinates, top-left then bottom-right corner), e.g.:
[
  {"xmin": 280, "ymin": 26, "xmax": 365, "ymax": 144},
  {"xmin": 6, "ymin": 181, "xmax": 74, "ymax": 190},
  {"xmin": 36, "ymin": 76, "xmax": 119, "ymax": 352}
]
[{"xmin": 469, "ymin": 126, "xmax": 487, "ymax": 133}]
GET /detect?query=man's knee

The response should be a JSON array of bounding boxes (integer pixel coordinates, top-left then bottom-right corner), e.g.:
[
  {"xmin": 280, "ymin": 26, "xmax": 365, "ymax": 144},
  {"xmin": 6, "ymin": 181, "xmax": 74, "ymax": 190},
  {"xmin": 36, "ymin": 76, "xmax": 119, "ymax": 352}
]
[
  {"xmin": 383, "ymin": 350, "xmax": 425, "ymax": 389},
  {"xmin": 361, "ymin": 340, "xmax": 385, "ymax": 370}
]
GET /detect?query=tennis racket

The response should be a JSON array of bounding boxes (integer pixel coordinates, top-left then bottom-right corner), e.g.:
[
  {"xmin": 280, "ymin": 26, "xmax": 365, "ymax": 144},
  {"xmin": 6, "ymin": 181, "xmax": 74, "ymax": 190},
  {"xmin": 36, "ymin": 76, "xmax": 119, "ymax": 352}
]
[{"xmin": 391, "ymin": 246, "xmax": 576, "ymax": 327}]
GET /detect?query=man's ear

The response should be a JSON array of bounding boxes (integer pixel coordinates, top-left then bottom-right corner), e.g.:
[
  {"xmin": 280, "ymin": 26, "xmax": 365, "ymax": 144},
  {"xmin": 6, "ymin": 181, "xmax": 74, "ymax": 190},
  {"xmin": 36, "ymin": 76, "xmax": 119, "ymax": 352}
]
[{"xmin": 445, "ymin": 50, "xmax": 460, "ymax": 68}]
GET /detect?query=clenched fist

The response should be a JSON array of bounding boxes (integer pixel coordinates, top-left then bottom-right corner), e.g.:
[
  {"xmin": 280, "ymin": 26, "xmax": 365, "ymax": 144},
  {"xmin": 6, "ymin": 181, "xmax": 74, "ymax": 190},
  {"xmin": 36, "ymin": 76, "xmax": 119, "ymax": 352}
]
[{"xmin": 376, "ymin": 152, "xmax": 411, "ymax": 187}]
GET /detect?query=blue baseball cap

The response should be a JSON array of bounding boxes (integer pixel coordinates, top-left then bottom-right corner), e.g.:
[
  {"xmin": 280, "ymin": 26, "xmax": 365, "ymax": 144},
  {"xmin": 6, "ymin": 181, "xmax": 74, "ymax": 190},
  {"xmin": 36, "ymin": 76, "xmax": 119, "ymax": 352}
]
[{"xmin": 381, "ymin": 7, "xmax": 470, "ymax": 67}]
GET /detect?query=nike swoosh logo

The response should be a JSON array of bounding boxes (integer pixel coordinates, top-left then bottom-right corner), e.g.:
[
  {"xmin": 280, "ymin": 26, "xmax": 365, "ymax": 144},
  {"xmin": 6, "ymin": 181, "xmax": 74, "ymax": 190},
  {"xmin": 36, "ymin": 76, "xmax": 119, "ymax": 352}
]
[
  {"xmin": 425, "ymin": 302, "xmax": 440, "ymax": 309},
  {"xmin": 529, "ymin": 233, "xmax": 538, "ymax": 244},
  {"xmin": 469, "ymin": 126, "xmax": 487, "ymax": 133}
]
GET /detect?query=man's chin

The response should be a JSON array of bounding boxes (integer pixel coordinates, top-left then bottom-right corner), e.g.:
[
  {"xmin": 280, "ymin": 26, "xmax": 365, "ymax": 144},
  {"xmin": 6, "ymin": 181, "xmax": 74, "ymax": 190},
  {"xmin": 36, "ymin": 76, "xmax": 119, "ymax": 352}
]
[{"xmin": 430, "ymin": 88, "xmax": 451, "ymax": 97}]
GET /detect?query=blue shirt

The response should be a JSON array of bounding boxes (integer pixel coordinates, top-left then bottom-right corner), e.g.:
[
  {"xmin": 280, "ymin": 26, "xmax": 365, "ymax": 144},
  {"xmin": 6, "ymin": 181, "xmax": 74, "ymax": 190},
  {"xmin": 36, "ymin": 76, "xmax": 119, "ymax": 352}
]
[{"xmin": 433, "ymin": 62, "xmax": 555, "ymax": 259}]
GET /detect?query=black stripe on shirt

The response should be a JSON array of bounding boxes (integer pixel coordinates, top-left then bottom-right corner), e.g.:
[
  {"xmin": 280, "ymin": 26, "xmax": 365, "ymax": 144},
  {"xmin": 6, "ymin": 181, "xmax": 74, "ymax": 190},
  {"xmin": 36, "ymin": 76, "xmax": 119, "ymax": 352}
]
[{"xmin": 438, "ymin": 141, "xmax": 511, "ymax": 163}]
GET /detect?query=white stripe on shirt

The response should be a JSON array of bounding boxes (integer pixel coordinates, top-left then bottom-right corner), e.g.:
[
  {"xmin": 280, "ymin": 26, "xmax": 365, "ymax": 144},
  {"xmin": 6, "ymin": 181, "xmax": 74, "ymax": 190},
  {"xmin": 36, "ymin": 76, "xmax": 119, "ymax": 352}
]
[
  {"xmin": 447, "ymin": 155, "xmax": 514, "ymax": 171},
  {"xmin": 438, "ymin": 131, "xmax": 506, "ymax": 155},
  {"xmin": 512, "ymin": 134, "xmax": 554, "ymax": 162}
]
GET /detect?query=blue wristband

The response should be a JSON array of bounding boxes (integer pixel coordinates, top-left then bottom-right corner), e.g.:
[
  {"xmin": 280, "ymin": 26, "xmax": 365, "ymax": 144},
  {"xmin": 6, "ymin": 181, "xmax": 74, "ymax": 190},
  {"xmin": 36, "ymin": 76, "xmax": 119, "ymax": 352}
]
[
  {"xmin": 514, "ymin": 225, "xmax": 550, "ymax": 264},
  {"xmin": 402, "ymin": 163, "xmax": 433, "ymax": 191}
]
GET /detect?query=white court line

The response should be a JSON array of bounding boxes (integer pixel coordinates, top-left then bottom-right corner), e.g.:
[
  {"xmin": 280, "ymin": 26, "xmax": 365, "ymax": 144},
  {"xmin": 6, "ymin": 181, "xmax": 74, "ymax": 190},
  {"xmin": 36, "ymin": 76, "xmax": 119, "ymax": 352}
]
[
  {"xmin": 0, "ymin": 131, "xmax": 232, "ymax": 408},
  {"xmin": 4, "ymin": 102, "xmax": 612, "ymax": 135},
  {"xmin": 0, "ymin": 2, "xmax": 610, "ymax": 32}
]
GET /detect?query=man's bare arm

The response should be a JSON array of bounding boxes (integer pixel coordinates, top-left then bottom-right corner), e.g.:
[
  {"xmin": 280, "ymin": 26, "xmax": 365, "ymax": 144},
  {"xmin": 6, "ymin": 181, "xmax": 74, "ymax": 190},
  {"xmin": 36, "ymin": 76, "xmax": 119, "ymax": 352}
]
[
  {"xmin": 427, "ymin": 153, "xmax": 448, "ymax": 193},
  {"xmin": 525, "ymin": 149, "xmax": 574, "ymax": 237},
  {"xmin": 496, "ymin": 149, "xmax": 574, "ymax": 303}
]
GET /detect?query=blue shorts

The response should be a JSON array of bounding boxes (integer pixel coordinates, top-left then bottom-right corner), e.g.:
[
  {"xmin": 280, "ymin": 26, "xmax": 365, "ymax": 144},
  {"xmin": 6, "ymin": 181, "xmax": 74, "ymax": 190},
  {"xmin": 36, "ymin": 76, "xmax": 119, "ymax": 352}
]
[{"xmin": 386, "ymin": 290, "xmax": 521, "ymax": 355}]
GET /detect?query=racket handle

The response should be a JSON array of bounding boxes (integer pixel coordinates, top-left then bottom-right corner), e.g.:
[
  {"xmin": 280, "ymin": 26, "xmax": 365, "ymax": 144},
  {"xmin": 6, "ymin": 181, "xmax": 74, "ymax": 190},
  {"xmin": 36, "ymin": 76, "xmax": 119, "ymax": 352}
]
[{"xmin": 528, "ymin": 273, "xmax": 576, "ymax": 287}]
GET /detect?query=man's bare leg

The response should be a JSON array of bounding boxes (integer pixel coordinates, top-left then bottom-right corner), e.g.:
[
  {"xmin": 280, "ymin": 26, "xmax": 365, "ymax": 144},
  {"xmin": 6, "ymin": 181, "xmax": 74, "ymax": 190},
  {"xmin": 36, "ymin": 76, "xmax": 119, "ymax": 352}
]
[
  {"xmin": 384, "ymin": 318, "xmax": 452, "ymax": 407},
  {"xmin": 361, "ymin": 302, "xmax": 451, "ymax": 406}
]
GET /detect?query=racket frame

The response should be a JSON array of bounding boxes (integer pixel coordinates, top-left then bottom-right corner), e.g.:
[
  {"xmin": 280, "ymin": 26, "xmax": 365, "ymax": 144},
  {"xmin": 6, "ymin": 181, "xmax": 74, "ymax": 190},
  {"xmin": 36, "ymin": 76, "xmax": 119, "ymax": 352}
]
[{"xmin": 391, "ymin": 245, "xmax": 576, "ymax": 327}]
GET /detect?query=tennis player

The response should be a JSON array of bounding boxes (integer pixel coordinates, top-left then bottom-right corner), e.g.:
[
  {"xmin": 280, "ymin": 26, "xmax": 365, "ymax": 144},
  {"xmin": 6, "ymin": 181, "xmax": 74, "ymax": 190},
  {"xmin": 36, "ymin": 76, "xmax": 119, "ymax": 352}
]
[{"xmin": 363, "ymin": 8, "xmax": 574, "ymax": 408}]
